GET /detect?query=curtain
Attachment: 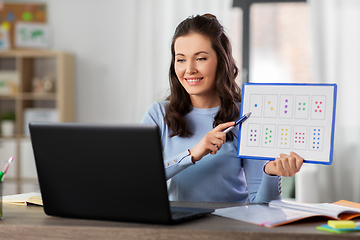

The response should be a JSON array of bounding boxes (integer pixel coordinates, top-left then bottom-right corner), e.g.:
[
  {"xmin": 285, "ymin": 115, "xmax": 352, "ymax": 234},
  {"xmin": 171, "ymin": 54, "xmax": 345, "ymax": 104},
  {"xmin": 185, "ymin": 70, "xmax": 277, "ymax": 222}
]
[
  {"xmin": 296, "ymin": 0, "xmax": 360, "ymax": 203},
  {"xmin": 119, "ymin": 0, "xmax": 234, "ymax": 123}
]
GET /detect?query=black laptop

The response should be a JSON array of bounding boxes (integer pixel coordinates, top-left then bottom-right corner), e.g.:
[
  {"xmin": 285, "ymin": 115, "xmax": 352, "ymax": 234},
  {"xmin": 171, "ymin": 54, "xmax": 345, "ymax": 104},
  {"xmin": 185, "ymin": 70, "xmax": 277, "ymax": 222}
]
[{"xmin": 29, "ymin": 122, "xmax": 214, "ymax": 224}]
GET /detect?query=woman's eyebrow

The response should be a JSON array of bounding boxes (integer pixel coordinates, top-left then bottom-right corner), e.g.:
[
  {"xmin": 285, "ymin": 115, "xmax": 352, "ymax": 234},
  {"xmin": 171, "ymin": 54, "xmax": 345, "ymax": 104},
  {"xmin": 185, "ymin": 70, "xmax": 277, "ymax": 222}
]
[
  {"xmin": 194, "ymin": 51, "xmax": 209, "ymax": 55},
  {"xmin": 175, "ymin": 51, "xmax": 209, "ymax": 57}
]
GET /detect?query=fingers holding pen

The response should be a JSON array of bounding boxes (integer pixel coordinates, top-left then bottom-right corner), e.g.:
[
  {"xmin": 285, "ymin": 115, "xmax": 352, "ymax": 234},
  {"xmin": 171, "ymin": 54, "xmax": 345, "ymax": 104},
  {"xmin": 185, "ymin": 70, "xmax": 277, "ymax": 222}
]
[
  {"xmin": 208, "ymin": 132, "xmax": 226, "ymax": 154},
  {"xmin": 212, "ymin": 121, "xmax": 235, "ymax": 133},
  {"xmin": 206, "ymin": 122, "xmax": 234, "ymax": 151},
  {"xmin": 208, "ymin": 122, "xmax": 234, "ymax": 150},
  {"xmin": 190, "ymin": 131, "xmax": 225, "ymax": 161},
  {"xmin": 190, "ymin": 122, "xmax": 234, "ymax": 162}
]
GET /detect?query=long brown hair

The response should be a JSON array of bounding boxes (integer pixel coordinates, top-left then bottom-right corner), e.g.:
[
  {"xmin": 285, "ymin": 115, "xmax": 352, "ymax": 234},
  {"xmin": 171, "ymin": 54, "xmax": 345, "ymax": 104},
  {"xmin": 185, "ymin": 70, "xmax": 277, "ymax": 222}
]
[{"xmin": 165, "ymin": 14, "xmax": 241, "ymax": 141}]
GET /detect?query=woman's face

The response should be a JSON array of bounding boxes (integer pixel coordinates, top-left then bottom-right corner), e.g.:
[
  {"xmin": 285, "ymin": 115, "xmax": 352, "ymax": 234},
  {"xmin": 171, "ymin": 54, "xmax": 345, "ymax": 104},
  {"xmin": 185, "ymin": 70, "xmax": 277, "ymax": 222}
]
[{"xmin": 174, "ymin": 33, "xmax": 218, "ymax": 105}]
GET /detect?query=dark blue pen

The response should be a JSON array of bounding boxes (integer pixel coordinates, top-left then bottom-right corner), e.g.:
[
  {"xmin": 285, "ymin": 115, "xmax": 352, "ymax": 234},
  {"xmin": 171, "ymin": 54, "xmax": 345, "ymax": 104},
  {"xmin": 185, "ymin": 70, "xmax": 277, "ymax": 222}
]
[{"xmin": 223, "ymin": 112, "xmax": 252, "ymax": 133}]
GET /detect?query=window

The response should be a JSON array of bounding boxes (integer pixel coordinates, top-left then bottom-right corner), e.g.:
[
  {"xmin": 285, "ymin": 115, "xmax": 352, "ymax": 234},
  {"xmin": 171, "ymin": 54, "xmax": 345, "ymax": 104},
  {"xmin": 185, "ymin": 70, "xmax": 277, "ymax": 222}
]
[
  {"xmin": 230, "ymin": 7, "xmax": 243, "ymax": 85},
  {"xmin": 232, "ymin": 0, "xmax": 310, "ymax": 83}
]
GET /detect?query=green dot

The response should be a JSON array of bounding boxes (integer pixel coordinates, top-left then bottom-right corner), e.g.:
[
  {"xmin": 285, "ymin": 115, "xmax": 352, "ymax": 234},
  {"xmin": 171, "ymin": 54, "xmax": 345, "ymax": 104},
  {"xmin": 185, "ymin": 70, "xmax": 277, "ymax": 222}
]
[
  {"xmin": 303, "ymin": 103, "xmax": 306, "ymax": 105},
  {"xmin": 303, "ymin": 108, "xmax": 305, "ymax": 110},
  {"xmin": 299, "ymin": 103, "xmax": 301, "ymax": 105},
  {"xmin": 299, "ymin": 108, "xmax": 301, "ymax": 110},
  {"xmin": 269, "ymin": 140, "xmax": 271, "ymax": 143},
  {"xmin": 22, "ymin": 12, "xmax": 33, "ymax": 21},
  {"xmin": 270, "ymin": 136, "xmax": 272, "ymax": 138},
  {"xmin": 266, "ymin": 128, "xmax": 268, "ymax": 130},
  {"xmin": 265, "ymin": 141, "xmax": 267, "ymax": 144},
  {"xmin": 270, "ymin": 130, "xmax": 272, "ymax": 133}
]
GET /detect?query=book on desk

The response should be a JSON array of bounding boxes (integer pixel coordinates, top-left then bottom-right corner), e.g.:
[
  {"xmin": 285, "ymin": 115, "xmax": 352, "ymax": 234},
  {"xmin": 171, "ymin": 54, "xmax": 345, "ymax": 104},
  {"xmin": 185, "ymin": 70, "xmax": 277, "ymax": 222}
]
[
  {"xmin": 213, "ymin": 199, "xmax": 360, "ymax": 227},
  {"xmin": 3, "ymin": 192, "xmax": 43, "ymax": 206}
]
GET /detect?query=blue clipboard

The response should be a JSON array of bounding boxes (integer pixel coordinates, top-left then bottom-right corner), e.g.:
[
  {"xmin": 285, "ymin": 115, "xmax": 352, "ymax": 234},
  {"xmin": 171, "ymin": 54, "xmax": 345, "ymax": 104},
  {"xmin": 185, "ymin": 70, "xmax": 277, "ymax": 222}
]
[{"xmin": 237, "ymin": 83, "xmax": 337, "ymax": 165}]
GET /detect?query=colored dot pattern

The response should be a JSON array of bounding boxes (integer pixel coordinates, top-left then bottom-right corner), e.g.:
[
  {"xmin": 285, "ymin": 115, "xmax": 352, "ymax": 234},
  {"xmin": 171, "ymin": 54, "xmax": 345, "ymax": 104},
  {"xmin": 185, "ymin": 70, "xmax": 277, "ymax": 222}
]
[
  {"xmin": 298, "ymin": 102, "xmax": 306, "ymax": 111},
  {"xmin": 280, "ymin": 128, "xmax": 289, "ymax": 145},
  {"xmin": 284, "ymin": 99, "xmax": 289, "ymax": 114},
  {"xmin": 312, "ymin": 129, "xmax": 321, "ymax": 149},
  {"xmin": 264, "ymin": 128, "xmax": 273, "ymax": 144},
  {"xmin": 315, "ymin": 101, "xmax": 323, "ymax": 113},
  {"xmin": 247, "ymin": 124, "xmax": 261, "ymax": 147},
  {"xmin": 249, "ymin": 129, "xmax": 257, "ymax": 142},
  {"xmin": 294, "ymin": 132, "xmax": 305, "ymax": 144}
]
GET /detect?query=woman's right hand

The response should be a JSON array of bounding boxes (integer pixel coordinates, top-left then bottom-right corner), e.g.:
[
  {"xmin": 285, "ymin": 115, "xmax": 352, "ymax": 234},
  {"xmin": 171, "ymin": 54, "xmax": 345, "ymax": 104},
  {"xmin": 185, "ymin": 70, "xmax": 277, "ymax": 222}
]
[{"xmin": 189, "ymin": 122, "xmax": 234, "ymax": 162}]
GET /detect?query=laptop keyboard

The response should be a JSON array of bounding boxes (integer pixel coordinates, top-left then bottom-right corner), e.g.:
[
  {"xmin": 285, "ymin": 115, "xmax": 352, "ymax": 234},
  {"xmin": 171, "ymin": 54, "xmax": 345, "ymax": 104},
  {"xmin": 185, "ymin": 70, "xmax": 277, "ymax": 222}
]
[
  {"xmin": 172, "ymin": 211, "xmax": 192, "ymax": 218},
  {"xmin": 170, "ymin": 206, "xmax": 214, "ymax": 222}
]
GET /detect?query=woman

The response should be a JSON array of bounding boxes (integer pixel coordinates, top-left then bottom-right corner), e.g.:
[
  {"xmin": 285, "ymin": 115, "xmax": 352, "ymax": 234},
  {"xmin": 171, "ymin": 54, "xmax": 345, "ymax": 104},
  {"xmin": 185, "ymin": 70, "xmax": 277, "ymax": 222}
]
[{"xmin": 141, "ymin": 14, "xmax": 303, "ymax": 202}]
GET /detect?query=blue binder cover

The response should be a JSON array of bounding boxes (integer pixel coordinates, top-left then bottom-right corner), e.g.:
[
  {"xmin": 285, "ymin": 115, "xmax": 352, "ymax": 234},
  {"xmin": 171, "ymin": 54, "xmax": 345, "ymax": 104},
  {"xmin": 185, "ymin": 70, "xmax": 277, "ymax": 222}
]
[{"xmin": 238, "ymin": 83, "xmax": 337, "ymax": 165}]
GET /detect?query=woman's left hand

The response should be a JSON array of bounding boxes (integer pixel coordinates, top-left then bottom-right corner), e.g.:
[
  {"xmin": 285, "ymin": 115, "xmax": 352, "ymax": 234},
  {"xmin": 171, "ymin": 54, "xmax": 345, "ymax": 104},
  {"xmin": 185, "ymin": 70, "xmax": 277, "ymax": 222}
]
[{"xmin": 264, "ymin": 152, "xmax": 303, "ymax": 177}]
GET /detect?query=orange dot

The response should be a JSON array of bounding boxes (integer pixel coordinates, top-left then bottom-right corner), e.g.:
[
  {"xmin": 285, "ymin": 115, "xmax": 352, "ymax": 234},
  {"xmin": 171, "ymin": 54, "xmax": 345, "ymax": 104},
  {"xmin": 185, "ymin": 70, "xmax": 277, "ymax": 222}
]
[{"xmin": 36, "ymin": 11, "xmax": 46, "ymax": 21}]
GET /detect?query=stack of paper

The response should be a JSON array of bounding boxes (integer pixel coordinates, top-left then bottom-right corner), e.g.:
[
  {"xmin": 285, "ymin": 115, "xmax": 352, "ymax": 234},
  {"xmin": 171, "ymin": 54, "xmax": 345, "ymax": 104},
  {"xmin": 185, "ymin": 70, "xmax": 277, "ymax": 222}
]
[
  {"xmin": 213, "ymin": 200, "xmax": 360, "ymax": 227},
  {"xmin": 3, "ymin": 192, "xmax": 43, "ymax": 206}
]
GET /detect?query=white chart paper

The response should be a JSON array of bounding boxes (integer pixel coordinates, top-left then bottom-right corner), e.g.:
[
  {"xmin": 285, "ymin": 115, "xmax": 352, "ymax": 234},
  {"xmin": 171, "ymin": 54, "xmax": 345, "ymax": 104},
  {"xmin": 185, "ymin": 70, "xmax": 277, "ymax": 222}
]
[{"xmin": 238, "ymin": 83, "xmax": 337, "ymax": 165}]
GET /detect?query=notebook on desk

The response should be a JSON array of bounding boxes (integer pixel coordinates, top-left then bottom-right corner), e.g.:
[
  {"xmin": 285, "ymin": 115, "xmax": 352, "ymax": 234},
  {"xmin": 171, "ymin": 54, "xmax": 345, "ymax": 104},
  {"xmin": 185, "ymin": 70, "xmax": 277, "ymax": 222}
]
[{"xmin": 29, "ymin": 122, "xmax": 214, "ymax": 224}]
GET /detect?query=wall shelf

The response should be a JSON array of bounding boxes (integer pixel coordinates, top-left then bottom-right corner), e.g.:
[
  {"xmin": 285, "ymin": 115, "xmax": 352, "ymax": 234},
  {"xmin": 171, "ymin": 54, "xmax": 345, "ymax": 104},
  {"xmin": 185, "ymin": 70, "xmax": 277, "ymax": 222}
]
[{"xmin": 0, "ymin": 50, "xmax": 75, "ymax": 194}]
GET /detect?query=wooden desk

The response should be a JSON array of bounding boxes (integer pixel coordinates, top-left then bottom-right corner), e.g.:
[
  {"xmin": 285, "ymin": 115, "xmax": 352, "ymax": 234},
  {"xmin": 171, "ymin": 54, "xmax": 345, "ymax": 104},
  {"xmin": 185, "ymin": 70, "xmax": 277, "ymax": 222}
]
[{"xmin": 0, "ymin": 202, "xmax": 359, "ymax": 240}]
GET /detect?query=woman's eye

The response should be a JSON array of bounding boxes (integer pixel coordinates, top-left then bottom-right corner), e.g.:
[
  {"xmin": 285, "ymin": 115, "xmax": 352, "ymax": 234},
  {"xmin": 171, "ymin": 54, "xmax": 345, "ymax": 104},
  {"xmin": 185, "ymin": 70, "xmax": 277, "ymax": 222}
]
[
  {"xmin": 197, "ymin": 58, "xmax": 206, "ymax": 61},
  {"xmin": 176, "ymin": 59, "xmax": 185, "ymax": 63}
]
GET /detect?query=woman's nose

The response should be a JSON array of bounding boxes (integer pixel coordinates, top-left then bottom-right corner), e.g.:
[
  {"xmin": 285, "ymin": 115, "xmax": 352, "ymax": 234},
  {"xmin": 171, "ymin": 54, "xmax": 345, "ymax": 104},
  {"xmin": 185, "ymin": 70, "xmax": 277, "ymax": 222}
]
[{"xmin": 186, "ymin": 60, "xmax": 197, "ymax": 75}]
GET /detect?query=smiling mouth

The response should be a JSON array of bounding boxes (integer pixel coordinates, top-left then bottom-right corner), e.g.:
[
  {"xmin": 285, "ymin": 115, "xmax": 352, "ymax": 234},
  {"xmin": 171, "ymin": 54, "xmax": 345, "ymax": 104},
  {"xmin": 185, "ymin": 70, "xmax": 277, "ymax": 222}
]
[{"xmin": 185, "ymin": 78, "xmax": 203, "ymax": 83}]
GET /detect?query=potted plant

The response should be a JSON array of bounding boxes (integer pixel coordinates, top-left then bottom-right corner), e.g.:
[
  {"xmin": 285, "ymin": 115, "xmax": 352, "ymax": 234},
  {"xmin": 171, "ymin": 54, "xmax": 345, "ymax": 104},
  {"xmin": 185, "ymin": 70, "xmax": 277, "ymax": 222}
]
[{"xmin": 1, "ymin": 110, "xmax": 15, "ymax": 137}]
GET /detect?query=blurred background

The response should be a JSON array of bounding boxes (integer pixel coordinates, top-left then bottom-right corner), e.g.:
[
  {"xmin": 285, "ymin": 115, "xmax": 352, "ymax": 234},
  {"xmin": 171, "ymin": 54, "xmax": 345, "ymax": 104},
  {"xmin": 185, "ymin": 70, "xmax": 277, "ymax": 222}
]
[{"xmin": 1, "ymin": 0, "xmax": 359, "ymax": 204}]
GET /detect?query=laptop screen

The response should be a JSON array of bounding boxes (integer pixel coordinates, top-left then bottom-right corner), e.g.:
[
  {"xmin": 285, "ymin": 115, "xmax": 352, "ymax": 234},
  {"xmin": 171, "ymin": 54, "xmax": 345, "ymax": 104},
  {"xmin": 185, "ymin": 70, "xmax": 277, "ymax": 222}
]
[{"xmin": 30, "ymin": 122, "xmax": 173, "ymax": 223}]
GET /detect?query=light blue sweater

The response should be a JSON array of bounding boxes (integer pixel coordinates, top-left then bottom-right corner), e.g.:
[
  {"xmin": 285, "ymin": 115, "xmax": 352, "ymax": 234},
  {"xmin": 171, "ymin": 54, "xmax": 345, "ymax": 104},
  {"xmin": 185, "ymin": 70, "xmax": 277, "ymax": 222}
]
[{"xmin": 141, "ymin": 101, "xmax": 282, "ymax": 203}]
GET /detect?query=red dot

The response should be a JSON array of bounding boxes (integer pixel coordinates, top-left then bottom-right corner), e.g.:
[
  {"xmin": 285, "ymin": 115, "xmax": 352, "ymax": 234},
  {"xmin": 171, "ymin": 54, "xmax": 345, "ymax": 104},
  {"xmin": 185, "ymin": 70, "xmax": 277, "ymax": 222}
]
[
  {"xmin": 315, "ymin": 102, "xmax": 318, "ymax": 104},
  {"xmin": 317, "ymin": 106, "xmax": 320, "ymax": 108},
  {"xmin": 320, "ymin": 102, "xmax": 322, "ymax": 104},
  {"xmin": 320, "ymin": 110, "xmax": 322, "ymax": 112},
  {"xmin": 302, "ymin": 141, "xmax": 304, "ymax": 143},
  {"xmin": 315, "ymin": 110, "xmax": 317, "ymax": 112}
]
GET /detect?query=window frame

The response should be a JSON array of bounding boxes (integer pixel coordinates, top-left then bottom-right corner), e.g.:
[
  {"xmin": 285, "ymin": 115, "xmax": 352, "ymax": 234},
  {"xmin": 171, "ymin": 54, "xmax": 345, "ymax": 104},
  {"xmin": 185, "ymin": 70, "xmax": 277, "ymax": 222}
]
[{"xmin": 232, "ymin": 0, "xmax": 307, "ymax": 82}]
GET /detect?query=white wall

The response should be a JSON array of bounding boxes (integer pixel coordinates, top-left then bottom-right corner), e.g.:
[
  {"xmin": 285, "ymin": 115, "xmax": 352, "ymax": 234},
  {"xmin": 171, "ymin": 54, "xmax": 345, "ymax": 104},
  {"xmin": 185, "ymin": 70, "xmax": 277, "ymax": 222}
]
[
  {"xmin": 10, "ymin": 0, "xmax": 234, "ymax": 124},
  {"xmin": 11, "ymin": 0, "xmax": 166, "ymax": 123}
]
